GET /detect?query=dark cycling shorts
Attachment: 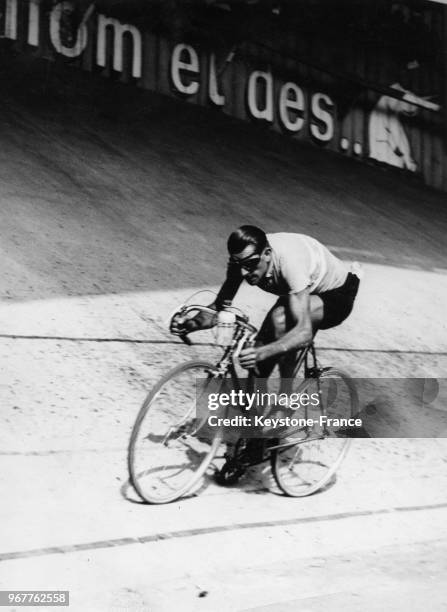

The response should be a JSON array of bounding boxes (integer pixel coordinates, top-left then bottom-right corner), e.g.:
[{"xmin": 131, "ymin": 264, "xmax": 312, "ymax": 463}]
[
  {"xmin": 257, "ymin": 272, "xmax": 360, "ymax": 344},
  {"xmin": 315, "ymin": 272, "xmax": 360, "ymax": 330}
]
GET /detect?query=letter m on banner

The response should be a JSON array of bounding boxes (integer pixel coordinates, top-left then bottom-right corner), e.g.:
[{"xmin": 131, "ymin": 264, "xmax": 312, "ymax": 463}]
[{"xmin": 97, "ymin": 14, "xmax": 142, "ymax": 78}]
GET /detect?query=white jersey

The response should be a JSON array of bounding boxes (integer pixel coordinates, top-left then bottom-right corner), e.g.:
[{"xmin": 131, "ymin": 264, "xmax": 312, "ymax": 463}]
[{"xmin": 258, "ymin": 233, "xmax": 348, "ymax": 295}]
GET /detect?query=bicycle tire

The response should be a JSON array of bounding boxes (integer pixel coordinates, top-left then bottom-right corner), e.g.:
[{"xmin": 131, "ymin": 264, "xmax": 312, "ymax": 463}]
[
  {"xmin": 271, "ymin": 367, "xmax": 358, "ymax": 497},
  {"xmin": 128, "ymin": 360, "xmax": 224, "ymax": 504}
]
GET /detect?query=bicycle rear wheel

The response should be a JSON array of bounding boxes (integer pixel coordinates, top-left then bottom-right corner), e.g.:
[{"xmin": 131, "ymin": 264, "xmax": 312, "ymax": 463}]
[
  {"xmin": 271, "ymin": 368, "xmax": 358, "ymax": 497},
  {"xmin": 128, "ymin": 360, "xmax": 224, "ymax": 504}
]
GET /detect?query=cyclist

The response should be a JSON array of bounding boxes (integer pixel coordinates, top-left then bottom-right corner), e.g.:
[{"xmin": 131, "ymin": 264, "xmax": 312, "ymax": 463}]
[{"xmin": 171, "ymin": 225, "xmax": 360, "ymax": 381}]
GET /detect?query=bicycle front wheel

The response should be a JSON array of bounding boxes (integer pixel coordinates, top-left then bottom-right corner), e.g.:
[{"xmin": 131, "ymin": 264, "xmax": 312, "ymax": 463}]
[
  {"xmin": 128, "ymin": 360, "xmax": 224, "ymax": 504},
  {"xmin": 271, "ymin": 368, "xmax": 358, "ymax": 497}
]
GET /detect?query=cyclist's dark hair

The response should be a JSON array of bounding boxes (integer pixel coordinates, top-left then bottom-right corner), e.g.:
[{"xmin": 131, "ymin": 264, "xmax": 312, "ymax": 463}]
[{"xmin": 227, "ymin": 225, "xmax": 268, "ymax": 255}]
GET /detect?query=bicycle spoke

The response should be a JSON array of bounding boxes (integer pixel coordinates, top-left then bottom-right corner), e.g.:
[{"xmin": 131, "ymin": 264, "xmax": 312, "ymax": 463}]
[
  {"xmin": 128, "ymin": 361, "xmax": 224, "ymax": 503},
  {"xmin": 272, "ymin": 369, "xmax": 357, "ymax": 497}
]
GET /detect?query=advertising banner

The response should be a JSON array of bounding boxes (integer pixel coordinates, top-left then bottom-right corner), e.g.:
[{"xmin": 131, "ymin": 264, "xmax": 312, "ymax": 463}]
[{"xmin": 0, "ymin": 0, "xmax": 445, "ymax": 189}]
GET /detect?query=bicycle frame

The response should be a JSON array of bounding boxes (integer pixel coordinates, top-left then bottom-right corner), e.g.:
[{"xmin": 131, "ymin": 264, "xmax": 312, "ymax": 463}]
[
  {"xmin": 128, "ymin": 303, "xmax": 355, "ymax": 502},
  {"xmin": 212, "ymin": 340, "xmax": 329, "ymax": 463},
  {"xmin": 177, "ymin": 304, "xmax": 331, "ymax": 462}
]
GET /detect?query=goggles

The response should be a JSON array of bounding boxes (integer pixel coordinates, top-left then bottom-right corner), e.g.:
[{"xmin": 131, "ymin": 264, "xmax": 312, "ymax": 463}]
[{"xmin": 229, "ymin": 250, "xmax": 263, "ymax": 272}]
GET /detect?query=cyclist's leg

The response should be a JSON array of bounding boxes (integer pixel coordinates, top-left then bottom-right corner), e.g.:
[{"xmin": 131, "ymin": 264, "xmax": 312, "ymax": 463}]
[
  {"xmin": 269, "ymin": 273, "xmax": 361, "ymax": 381},
  {"xmin": 263, "ymin": 295, "xmax": 324, "ymax": 392},
  {"xmin": 254, "ymin": 300, "xmax": 283, "ymax": 384}
]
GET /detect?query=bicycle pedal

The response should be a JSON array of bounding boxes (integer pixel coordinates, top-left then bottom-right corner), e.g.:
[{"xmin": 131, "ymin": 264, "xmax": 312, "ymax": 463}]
[
  {"xmin": 215, "ymin": 460, "xmax": 246, "ymax": 486},
  {"xmin": 306, "ymin": 366, "xmax": 323, "ymax": 378}
]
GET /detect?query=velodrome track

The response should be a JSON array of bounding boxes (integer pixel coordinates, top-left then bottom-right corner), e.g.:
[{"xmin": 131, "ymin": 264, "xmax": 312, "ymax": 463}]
[{"xmin": 1, "ymin": 65, "xmax": 447, "ymax": 610}]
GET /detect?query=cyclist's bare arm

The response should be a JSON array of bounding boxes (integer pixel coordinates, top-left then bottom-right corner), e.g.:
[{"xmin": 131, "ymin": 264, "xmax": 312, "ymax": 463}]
[
  {"xmin": 260, "ymin": 289, "xmax": 313, "ymax": 360},
  {"xmin": 240, "ymin": 290, "xmax": 313, "ymax": 369},
  {"xmin": 214, "ymin": 262, "xmax": 243, "ymax": 310}
]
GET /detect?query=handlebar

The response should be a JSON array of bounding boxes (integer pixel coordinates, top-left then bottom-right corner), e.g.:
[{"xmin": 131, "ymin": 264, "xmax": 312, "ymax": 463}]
[
  {"xmin": 172, "ymin": 304, "xmax": 258, "ymax": 345},
  {"xmin": 179, "ymin": 333, "xmax": 192, "ymax": 346}
]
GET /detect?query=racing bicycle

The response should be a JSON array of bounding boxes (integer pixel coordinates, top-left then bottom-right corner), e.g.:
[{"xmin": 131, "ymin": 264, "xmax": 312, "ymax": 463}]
[{"xmin": 128, "ymin": 304, "xmax": 358, "ymax": 504}]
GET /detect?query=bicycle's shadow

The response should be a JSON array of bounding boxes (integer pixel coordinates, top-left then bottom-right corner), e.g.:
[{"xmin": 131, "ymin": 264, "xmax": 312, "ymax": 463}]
[
  {"xmin": 120, "ymin": 457, "xmax": 337, "ymax": 504},
  {"xmin": 120, "ymin": 459, "xmax": 271, "ymax": 504}
]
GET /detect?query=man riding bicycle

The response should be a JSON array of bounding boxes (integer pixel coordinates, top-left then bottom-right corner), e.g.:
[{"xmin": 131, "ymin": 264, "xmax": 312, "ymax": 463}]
[
  {"xmin": 129, "ymin": 226, "xmax": 361, "ymax": 501},
  {"xmin": 171, "ymin": 225, "xmax": 360, "ymax": 381}
]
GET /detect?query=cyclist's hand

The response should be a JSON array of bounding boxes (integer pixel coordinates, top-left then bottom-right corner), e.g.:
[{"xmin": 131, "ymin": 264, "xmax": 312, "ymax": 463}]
[
  {"xmin": 239, "ymin": 347, "xmax": 260, "ymax": 370},
  {"xmin": 169, "ymin": 313, "xmax": 190, "ymax": 336}
]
